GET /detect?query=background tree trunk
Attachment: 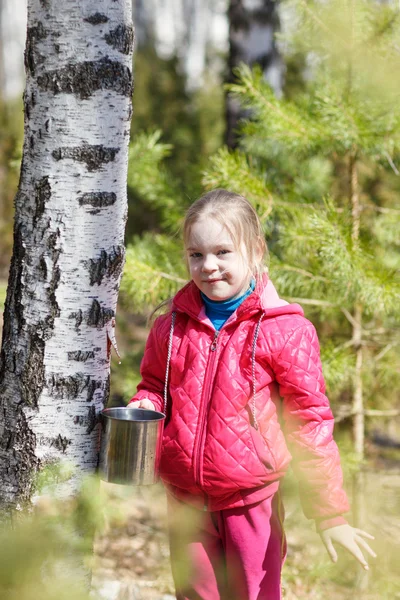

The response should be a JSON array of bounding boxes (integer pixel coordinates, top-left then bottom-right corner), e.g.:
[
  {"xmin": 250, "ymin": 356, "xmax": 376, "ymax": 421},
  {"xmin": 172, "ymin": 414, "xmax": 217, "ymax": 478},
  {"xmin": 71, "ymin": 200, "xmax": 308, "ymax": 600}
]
[
  {"xmin": 0, "ymin": 0, "xmax": 133, "ymax": 512},
  {"xmin": 132, "ymin": 0, "xmax": 228, "ymax": 91},
  {"xmin": 226, "ymin": 0, "xmax": 283, "ymax": 148},
  {"xmin": 0, "ymin": 0, "xmax": 27, "ymax": 100}
]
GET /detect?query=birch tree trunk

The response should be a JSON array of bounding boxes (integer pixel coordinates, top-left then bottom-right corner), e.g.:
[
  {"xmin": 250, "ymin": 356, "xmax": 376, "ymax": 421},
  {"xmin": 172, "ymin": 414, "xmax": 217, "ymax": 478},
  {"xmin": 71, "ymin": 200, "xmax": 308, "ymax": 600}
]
[
  {"xmin": 226, "ymin": 0, "xmax": 284, "ymax": 148},
  {"xmin": 0, "ymin": 0, "xmax": 133, "ymax": 513}
]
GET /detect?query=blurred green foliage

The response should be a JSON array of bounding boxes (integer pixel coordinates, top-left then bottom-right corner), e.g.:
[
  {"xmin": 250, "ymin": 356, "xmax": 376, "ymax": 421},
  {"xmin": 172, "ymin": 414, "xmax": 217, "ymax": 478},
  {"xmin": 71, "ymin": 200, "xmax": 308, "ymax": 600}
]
[
  {"xmin": 0, "ymin": 467, "xmax": 109, "ymax": 600},
  {"xmin": 126, "ymin": 46, "xmax": 225, "ymax": 239},
  {"xmin": 0, "ymin": 99, "xmax": 23, "ymax": 278},
  {"xmin": 131, "ymin": 46, "xmax": 225, "ymax": 185},
  {"xmin": 0, "ymin": 517, "xmax": 90, "ymax": 600}
]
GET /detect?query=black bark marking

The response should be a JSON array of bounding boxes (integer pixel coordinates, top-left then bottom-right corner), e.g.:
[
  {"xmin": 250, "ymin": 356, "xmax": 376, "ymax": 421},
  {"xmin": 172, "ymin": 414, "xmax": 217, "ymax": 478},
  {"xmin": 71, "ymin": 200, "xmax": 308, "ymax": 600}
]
[
  {"xmin": 6, "ymin": 431, "xmax": 14, "ymax": 451},
  {"xmin": 39, "ymin": 257, "xmax": 47, "ymax": 281},
  {"xmin": 0, "ymin": 221, "xmax": 26, "ymax": 383},
  {"xmin": 12, "ymin": 223, "xmax": 26, "ymax": 327},
  {"xmin": 37, "ymin": 57, "xmax": 132, "ymax": 99},
  {"xmin": 23, "ymin": 226, "xmax": 62, "ymax": 332},
  {"xmin": 72, "ymin": 407, "xmax": 100, "ymax": 433},
  {"xmin": 24, "ymin": 90, "xmax": 37, "ymax": 122},
  {"xmin": 12, "ymin": 223, "xmax": 27, "ymax": 335},
  {"xmin": 86, "ymin": 405, "xmax": 98, "ymax": 434},
  {"xmin": 47, "ymin": 229, "xmax": 61, "ymax": 252},
  {"xmin": 87, "ymin": 299, "xmax": 114, "ymax": 328},
  {"xmin": 103, "ymin": 373, "xmax": 110, "ymax": 405},
  {"xmin": 69, "ymin": 309, "xmax": 83, "ymax": 330},
  {"xmin": 52, "ymin": 143, "xmax": 119, "ymax": 172},
  {"xmin": 0, "ymin": 406, "xmax": 39, "ymax": 509},
  {"xmin": 24, "ymin": 92, "xmax": 31, "ymax": 121},
  {"xmin": 48, "ymin": 373, "xmax": 103, "ymax": 402},
  {"xmin": 25, "ymin": 22, "xmax": 47, "ymax": 76},
  {"xmin": 68, "ymin": 350, "xmax": 95, "ymax": 362},
  {"xmin": 21, "ymin": 329, "xmax": 45, "ymax": 407},
  {"xmin": 87, "ymin": 379, "xmax": 103, "ymax": 402},
  {"xmin": 105, "ymin": 24, "xmax": 134, "ymax": 55},
  {"xmin": 52, "ymin": 434, "xmax": 71, "ymax": 454},
  {"xmin": 88, "ymin": 246, "xmax": 125, "ymax": 285},
  {"xmin": 47, "ymin": 264, "xmax": 61, "ymax": 323},
  {"xmin": 78, "ymin": 192, "xmax": 116, "ymax": 207},
  {"xmin": 43, "ymin": 229, "xmax": 62, "ymax": 325},
  {"xmin": 48, "ymin": 373, "xmax": 88, "ymax": 398},
  {"xmin": 84, "ymin": 13, "xmax": 109, "ymax": 25},
  {"xmin": 33, "ymin": 176, "xmax": 51, "ymax": 226}
]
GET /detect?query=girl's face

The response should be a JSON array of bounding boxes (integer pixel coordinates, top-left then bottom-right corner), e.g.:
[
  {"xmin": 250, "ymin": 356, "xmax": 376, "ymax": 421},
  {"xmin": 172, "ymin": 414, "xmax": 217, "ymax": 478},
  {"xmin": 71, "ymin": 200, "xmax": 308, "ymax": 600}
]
[{"xmin": 186, "ymin": 216, "xmax": 252, "ymax": 301}]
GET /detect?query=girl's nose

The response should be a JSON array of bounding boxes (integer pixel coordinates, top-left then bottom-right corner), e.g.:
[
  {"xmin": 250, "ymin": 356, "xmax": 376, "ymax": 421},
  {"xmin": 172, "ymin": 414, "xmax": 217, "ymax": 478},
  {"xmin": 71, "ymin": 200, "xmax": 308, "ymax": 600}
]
[{"xmin": 202, "ymin": 254, "xmax": 218, "ymax": 272}]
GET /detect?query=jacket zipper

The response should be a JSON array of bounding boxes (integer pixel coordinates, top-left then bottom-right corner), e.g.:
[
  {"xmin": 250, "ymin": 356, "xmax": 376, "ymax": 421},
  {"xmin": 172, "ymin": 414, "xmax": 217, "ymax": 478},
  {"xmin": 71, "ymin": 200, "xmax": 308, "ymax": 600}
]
[{"xmin": 194, "ymin": 330, "xmax": 219, "ymax": 506}]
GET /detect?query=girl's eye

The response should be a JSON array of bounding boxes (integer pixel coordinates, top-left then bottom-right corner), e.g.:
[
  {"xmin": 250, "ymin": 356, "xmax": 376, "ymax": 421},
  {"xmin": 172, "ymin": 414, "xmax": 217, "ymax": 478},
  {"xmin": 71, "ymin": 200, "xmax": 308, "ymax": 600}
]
[
  {"xmin": 190, "ymin": 252, "xmax": 202, "ymax": 258},
  {"xmin": 218, "ymin": 249, "xmax": 229, "ymax": 255}
]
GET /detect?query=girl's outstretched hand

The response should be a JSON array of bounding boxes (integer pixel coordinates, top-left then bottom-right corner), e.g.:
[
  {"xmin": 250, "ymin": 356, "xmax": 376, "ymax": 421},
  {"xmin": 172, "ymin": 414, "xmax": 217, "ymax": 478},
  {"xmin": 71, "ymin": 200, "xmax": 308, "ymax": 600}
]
[
  {"xmin": 320, "ymin": 524, "xmax": 376, "ymax": 570},
  {"xmin": 128, "ymin": 399, "xmax": 156, "ymax": 410}
]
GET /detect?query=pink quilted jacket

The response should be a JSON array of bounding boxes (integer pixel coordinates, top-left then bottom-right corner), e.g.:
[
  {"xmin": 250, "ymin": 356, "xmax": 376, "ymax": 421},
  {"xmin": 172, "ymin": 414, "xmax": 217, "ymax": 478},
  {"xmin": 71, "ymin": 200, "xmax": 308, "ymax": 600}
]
[{"xmin": 130, "ymin": 276, "xmax": 349, "ymax": 527}]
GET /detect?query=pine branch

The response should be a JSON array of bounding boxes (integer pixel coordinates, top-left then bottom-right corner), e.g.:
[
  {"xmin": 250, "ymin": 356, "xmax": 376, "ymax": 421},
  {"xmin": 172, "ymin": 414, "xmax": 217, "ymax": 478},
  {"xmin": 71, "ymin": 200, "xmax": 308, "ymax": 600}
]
[
  {"xmin": 127, "ymin": 131, "xmax": 186, "ymax": 230},
  {"xmin": 297, "ymin": 0, "xmax": 350, "ymax": 49},
  {"xmin": 202, "ymin": 148, "xmax": 273, "ymax": 215},
  {"xmin": 285, "ymin": 297, "xmax": 335, "ymax": 307},
  {"xmin": 120, "ymin": 233, "xmax": 187, "ymax": 312}
]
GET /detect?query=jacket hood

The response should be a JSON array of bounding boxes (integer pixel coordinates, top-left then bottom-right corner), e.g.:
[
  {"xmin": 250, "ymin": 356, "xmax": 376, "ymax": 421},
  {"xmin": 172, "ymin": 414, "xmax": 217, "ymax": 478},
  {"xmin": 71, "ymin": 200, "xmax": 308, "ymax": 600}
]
[{"xmin": 172, "ymin": 274, "xmax": 304, "ymax": 323}]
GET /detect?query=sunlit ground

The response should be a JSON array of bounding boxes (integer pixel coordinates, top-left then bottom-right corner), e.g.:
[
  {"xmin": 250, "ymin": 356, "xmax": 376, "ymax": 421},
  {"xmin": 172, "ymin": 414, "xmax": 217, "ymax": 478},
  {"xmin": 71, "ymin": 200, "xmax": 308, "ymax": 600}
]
[{"xmin": 93, "ymin": 466, "xmax": 400, "ymax": 599}]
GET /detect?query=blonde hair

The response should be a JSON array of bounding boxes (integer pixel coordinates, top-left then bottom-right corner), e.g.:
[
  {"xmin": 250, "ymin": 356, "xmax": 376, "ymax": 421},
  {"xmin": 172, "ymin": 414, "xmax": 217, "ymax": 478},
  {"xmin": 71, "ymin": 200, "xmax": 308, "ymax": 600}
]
[{"xmin": 183, "ymin": 188, "xmax": 268, "ymax": 281}]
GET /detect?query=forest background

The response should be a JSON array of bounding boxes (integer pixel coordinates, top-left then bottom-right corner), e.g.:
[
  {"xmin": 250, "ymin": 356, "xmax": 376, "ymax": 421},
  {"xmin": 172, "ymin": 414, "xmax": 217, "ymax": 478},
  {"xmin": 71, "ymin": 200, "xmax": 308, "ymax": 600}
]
[{"xmin": 0, "ymin": 1, "xmax": 399, "ymax": 599}]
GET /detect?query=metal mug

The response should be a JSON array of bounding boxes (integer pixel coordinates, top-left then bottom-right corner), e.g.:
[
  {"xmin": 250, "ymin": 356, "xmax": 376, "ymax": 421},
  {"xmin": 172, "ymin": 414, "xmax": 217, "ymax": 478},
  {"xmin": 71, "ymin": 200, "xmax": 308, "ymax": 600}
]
[{"xmin": 99, "ymin": 407, "xmax": 165, "ymax": 485}]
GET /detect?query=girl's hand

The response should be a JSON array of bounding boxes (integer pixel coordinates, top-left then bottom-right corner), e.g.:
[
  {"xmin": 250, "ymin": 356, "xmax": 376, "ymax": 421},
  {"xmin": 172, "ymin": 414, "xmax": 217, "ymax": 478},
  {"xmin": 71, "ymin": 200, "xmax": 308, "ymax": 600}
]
[
  {"xmin": 320, "ymin": 524, "xmax": 376, "ymax": 570},
  {"xmin": 128, "ymin": 399, "xmax": 156, "ymax": 410}
]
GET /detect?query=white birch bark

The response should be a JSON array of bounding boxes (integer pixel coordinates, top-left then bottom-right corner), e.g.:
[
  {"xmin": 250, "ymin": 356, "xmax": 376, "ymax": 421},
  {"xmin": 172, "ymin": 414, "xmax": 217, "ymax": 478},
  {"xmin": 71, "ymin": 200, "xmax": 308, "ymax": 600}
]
[{"xmin": 0, "ymin": 0, "xmax": 133, "ymax": 511}]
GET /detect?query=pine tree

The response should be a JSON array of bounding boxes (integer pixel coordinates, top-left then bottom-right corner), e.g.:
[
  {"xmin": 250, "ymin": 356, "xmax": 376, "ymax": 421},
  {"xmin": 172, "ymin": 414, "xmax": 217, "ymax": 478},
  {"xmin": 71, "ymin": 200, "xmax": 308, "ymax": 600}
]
[
  {"xmin": 123, "ymin": 0, "xmax": 400, "ymax": 468},
  {"xmin": 202, "ymin": 6, "xmax": 400, "ymax": 568}
]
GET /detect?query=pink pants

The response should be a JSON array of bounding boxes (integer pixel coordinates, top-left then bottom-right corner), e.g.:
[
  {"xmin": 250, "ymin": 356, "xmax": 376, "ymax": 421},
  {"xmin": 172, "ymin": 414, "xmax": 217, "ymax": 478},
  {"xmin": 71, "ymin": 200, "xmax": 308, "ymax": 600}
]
[{"xmin": 167, "ymin": 493, "xmax": 286, "ymax": 600}]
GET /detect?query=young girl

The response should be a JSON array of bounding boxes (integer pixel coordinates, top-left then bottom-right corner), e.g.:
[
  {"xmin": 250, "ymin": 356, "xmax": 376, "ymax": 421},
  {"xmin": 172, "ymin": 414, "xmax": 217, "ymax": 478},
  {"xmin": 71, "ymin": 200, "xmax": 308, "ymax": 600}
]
[{"xmin": 129, "ymin": 189, "xmax": 375, "ymax": 600}]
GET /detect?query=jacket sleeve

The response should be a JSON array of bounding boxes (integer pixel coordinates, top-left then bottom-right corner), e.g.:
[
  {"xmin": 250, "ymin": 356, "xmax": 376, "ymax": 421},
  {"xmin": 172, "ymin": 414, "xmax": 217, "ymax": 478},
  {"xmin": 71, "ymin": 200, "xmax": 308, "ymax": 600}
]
[
  {"xmin": 269, "ymin": 320, "xmax": 350, "ymax": 527},
  {"xmin": 128, "ymin": 314, "xmax": 170, "ymax": 413}
]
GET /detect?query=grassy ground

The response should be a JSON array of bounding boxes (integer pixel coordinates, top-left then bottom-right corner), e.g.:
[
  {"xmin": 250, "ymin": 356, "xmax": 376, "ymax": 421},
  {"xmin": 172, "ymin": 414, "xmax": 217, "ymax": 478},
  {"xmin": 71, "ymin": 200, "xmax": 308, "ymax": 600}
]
[{"xmin": 93, "ymin": 466, "xmax": 400, "ymax": 599}]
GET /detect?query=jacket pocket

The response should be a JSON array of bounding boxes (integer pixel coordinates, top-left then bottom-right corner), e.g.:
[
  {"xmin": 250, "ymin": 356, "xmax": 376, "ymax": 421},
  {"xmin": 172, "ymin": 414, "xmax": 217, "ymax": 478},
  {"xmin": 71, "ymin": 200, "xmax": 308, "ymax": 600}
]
[{"xmin": 248, "ymin": 424, "xmax": 276, "ymax": 472}]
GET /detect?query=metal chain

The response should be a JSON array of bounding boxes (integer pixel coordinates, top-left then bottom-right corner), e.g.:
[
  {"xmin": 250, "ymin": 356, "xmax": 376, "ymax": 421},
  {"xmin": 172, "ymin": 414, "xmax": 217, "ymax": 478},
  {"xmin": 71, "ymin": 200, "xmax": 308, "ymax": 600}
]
[
  {"xmin": 163, "ymin": 311, "xmax": 176, "ymax": 415},
  {"xmin": 251, "ymin": 312, "xmax": 265, "ymax": 430}
]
